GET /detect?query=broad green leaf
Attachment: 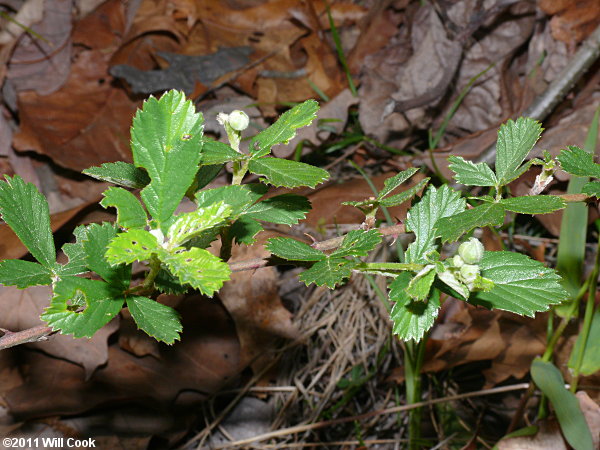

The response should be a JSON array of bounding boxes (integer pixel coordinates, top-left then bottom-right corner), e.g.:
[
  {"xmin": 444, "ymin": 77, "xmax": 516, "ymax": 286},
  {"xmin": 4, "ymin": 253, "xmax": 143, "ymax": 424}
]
[
  {"xmin": 499, "ymin": 195, "xmax": 566, "ymax": 214},
  {"xmin": 230, "ymin": 217, "xmax": 264, "ymax": 245},
  {"xmin": 58, "ymin": 225, "xmax": 89, "ymax": 276},
  {"xmin": 83, "ymin": 161, "xmax": 150, "ymax": 189},
  {"xmin": 248, "ymin": 158, "xmax": 329, "ymax": 188},
  {"xmin": 250, "ymin": 100, "xmax": 319, "ymax": 158},
  {"xmin": 126, "ymin": 295, "xmax": 182, "ymax": 344},
  {"xmin": 299, "ymin": 258, "xmax": 356, "ymax": 288},
  {"xmin": 495, "ymin": 117, "xmax": 542, "ymax": 186},
  {"xmin": 378, "ymin": 168, "xmax": 419, "ymax": 198},
  {"xmin": 100, "ymin": 187, "xmax": 148, "ymax": 229},
  {"xmin": 199, "ymin": 140, "xmax": 243, "ymax": 165},
  {"xmin": 244, "ymin": 194, "xmax": 311, "ymax": 225},
  {"xmin": 531, "ymin": 359, "xmax": 593, "ymax": 450},
  {"xmin": 0, "ymin": 175, "xmax": 56, "ymax": 268},
  {"xmin": 471, "ymin": 251, "xmax": 568, "ymax": 316},
  {"xmin": 82, "ymin": 223, "xmax": 131, "ymax": 289},
  {"xmin": 0, "ymin": 260, "xmax": 52, "ymax": 288},
  {"xmin": 266, "ymin": 237, "xmax": 325, "ymax": 261},
  {"xmin": 405, "ymin": 185, "xmax": 466, "ymax": 263},
  {"xmin": 105, "ymin": 229, "xmax": 161, "ymax": 265},
  {"xmin": 380, "ymin": 178, "xmax": 430, "ymax": 207},
  {"xmin": 131, "ymin": 90, "xmax": 204, "ymax": 226},
  {"xmin": 162, "ymin": 247, "xmax": 230, "ymax": 296},
  {"xmin": 568, "ymin": 309, "xmax": 600, "ymax": 376},
  {"xmin": 405, "ymin": 265, "xmax": 436, "ymax": 301},
  {"xmin": 194, "ymin": 164, "xmax": 223, "ymax": 191},
  {"xmin": 436, "ymin": 203, "xmax": 505, "ymax": 243},
  {"xmin": 41, "ymin": 276, "xmax": 123, "ymax": 338},
  {"xmin": 557, "ymin": 145, "xmax": 600, "ymax": 178},
  {"xmin": 167, "ymin": 202, "xmax": 231, "ymax": 248},
  {"xmin": 195, "ymin": 184, "xmax": 267, "ymax": 216},
  {"xmin": 582, "ymin": 181, "xmax": 600, "ymax": 198},
  {"xmin": 390, "ymin": 273, "xmax": 440, "ymax": 342},
  {"xmin": 447, "ymin": 155, "xmax": 497, "ymax": 186},
  {"xmin": 331, "ymin": 229, "xmax": 382, "ymax": 258}
]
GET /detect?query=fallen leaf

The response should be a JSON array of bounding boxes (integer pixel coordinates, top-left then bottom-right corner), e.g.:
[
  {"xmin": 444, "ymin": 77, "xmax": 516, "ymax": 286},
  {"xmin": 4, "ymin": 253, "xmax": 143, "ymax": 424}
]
[{"xmin": 539, "ymin": 0, "xmax": 600, "ymax": 44}]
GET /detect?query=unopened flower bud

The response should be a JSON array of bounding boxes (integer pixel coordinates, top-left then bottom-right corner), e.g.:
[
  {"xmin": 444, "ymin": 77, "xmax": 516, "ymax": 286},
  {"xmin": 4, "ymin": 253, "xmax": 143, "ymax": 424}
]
[
  {"xmin": 458, "ymin": 237, "xmax": 484, "ymax": 264},
  {"xmin": 460, "ymin": 264, "xmax": 480, "ymax": 283},
  {"xmin": 228, "ymin": 110, "xmax": 249, "ymax": 131},
  {"xmin": 452, "ymin": 255, "xmax": 465, "ymax": 267}
]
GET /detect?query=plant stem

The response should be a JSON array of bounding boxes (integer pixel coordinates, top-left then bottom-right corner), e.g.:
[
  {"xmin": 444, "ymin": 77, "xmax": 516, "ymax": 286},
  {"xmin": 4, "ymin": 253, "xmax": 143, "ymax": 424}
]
[
  {"xmin": 142, "ymin": 255, "xmax": 162, "ymax": 291},
  {"xmin": 405, "ymin": 338, "xmax": 427, "ymax": 449},
  {"xmin": 232, "ymin": 160, "xmax": 249, "ymax": 185},
  {"xmin": 220, "ymin": 226, "xmax": 234, "ymax": 261}
]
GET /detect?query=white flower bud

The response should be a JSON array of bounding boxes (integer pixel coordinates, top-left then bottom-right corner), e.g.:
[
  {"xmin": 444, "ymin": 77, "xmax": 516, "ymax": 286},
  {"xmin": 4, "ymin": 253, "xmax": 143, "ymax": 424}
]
[
  {"xmin": 460, "ymin": 264, "xmax": 480, "ymax": 283},
  {"xmin": 458, "ymin": 237, "xmax": 485, "ymax": 264},
  {"xmin": 228, "ymin": 110, "xmax": 249, "ymax": 131},
  {"xmin": 452, "ymin": 255, "xmax": 465, "ymax": 267}
]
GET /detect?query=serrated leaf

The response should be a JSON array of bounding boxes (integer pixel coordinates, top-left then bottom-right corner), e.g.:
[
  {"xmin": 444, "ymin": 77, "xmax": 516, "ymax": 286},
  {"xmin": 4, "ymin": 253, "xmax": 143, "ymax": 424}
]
[
  {"xmin": 405, "ymin": 265, "xmax": 436, "ymax": 301},
  {"xmin": 380, "ymin": 178, "xmax": 430, "ymax": 207},
  {"xmin": 557, "ymin": 145, "xmax": 600, "ymax": 178},
  {"xmin": 495, "ymin": 117, "xmax": 543, "ymax": 186},
  {"xmin": 436, "ymin": 203, "xmax": 505, "ymax": 243},
  {"xmin": 250, "ymin": 100, "xmax": 319, "ymax": 158},
  {"xmin": 41, "ymin": 276, "xmax": 123, "ymax": 338},
  {"xmin": 299, "ymin": 258, "xmax": 356, "ymax": 288},
  {"xmin": 266, "ymin": 237, "xmax": 325, "ymax": 261},
  {"xmin": 230, "ymin": 217, "xmax": 264, "ymax": 245},
  {"xmin": 331, "ymin": 229, "xmax": 382, "ymax": 258},
  {"xmin": 471, "ymin": 251, "xmax": 568, "ymax": 316},
  {"xmin": 248, "ymin": 158, "xmax": 329, "ymax": 188},
  {"xmin": 105, "ymin": 229, "xmax": 160, "ymax": 265},
  {"xmin": 100, "ymin": 187, "xmax": 148, "ymax": 229},
  {"xmin": 193, "ymin": 164, "xmax": 223, "ymax": 191},
  {"xmin": 126, "ymin": 295, "xmax": 182, "ymax": 344},
  {"xmin": 167, "ymin": 201, "xmax": 231, "ymax": 248},
  {"xmin": 0, "ymin": 175, "xmax": 56, "ymax": 268},
  {"xmin": 390, "ymin": 273, "xmax": 440, "ymax": 342},
  {"xmin": 436, "ymin": 269, "xmax": 469, "ymax": 300},
  {"xmin": 448, "ymin": 155, "xmax": 497, "ymax": 186},
  {"xmin": 531, "ymin": 359, "xmax": 594, "ymax": 450},
  {"xmin": 379, "ymin": 168, "xmax": 420, "ymax": 198},
  {"xmin": 83, "ymin": 161, "xmax": 150, "ymax": 189},
  {"xmin": 58, "ymin": 227, "xmax": 88, "ymax": 276},
  {"xmin": 0, "ymin": 260, "xmax": 52, "ymax": 288},
  {"xmin": 82, "ymin": 223, "xmax": 131, "ymax": 289},
  {"xmin": 162, "ymin": 247, "xmax": 230, "ymax": 296},
  {"xmin": 195, "ymin": 184, "xmax": 267, "ymax": 216},
  {"xmin": 200, "ymin": 140, "xmax": 244, "ymax": 165},
  {"xmin": 244, "ymin": 194, "xmax": 311, "ymax": 225},
  {"xmin": 582, "ymin": 181, "xmax": 600, "ymax": 198},
  {"xmin": 405, "ymin": 185, "xmax": 466, "ymax": 263},
  {"xmin": 131, "ymin": 90, "xmax": 204, "ymax": 226},
  {"xmin": 154, "ymin": 269, "xmax": 188, "ymax": 294},
  {"xmin": 499, "ymin": 195, "xmax": 566, "ymax": 214}
]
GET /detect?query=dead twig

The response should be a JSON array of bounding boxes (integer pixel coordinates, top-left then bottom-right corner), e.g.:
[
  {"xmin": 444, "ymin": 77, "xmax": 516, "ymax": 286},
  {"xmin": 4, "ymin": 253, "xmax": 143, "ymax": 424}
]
[{"xmin": 0, "ymin": 325, "xmax": 55, "ymax": 350}]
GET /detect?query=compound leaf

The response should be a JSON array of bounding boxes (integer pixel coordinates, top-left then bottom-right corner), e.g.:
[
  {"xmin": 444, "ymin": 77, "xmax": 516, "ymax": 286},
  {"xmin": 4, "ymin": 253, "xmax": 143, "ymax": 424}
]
[
  {"xmin": 495, "ymin": 117, "xmax": 542, "ymax": 186},
  {"xmin": 167, "ymin": 201, "xmax": 231, "ymax": 248},
  {"xmin": 83, "ymin": 161, "xmax": 150, "ymax": 189},
  {"xmin": 83, "ymin": 223, "xmax": 131, "ymax": 289},
  {"xmin": 448, "ymin": 155, "xmax": 497, "ymax": 186},
  {"xmin": 499, "ymin": 195, "xmax": 566, "ymax": 214},
  {"xmin": 244, "ymin": 194, "xmax": 311, "ymax": 225},
  {"xmin": 0, "ymin": 260, "xmax": 52, "ymax": 288},
  {"xmin": 105, "ymin": 229, "xmax": 160, "ymax": 265},
  {"xmin": 100, "ymin": 187, "xmax": 148, "ymax": 229},
  {"xmin": 436, "ymin": 203, "xmax": 505, "ymax": 243},
  {"xmin": 126, "ymin": 295, "xmax": 182, "ymax": 344},
  {"xmin": 266, "ymin": 237, "xmax": 325, "ymax": 261},
  {"xmin": 471, "ymin": 251, "xmax": 568, "ymax": 316},
  {"xmin": 557, "ymin": 145, "xmax": 600, "ymax": 178},
  {"xmin": 299, "ymin": 258, "xmax": 356, "ymax": 288},
  {"xmin": 250, "ymin": 100, "xmax": 319, "ymax": 158},
  {"xmin": 0, "ymin": 175, "xmax": 56, "ymax": 268},
  {"xmin": 248, "ymin": 158, "xmax": 329, "ymax": 188},
  {"xmin": 331, "ymin": 229, "xmax": 382, "ymax": 258},
  {"xmin": 200, "ymin": 140, "xmax": 244, "ymax": 165}
]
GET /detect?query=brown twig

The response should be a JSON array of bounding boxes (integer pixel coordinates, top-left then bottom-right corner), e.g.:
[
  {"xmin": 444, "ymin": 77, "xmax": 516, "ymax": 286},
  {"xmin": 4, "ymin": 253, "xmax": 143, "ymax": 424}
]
[{"xmin": 0, "ymin": 325, "xmax": 55, "ymax": 350}]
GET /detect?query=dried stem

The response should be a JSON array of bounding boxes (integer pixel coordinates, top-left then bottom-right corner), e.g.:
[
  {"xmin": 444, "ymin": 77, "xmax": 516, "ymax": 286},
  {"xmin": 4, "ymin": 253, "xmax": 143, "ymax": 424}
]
[{"xmin": 0, "ymin": 325, "xmax": 55, "ymax": 350}]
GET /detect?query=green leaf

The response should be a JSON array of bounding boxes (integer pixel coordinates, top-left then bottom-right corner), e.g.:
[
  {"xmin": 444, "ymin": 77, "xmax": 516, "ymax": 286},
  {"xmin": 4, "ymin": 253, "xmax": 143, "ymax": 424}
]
[
  {"xmin": 568, "ymin": 309, "xmax": 600, "ymax": 376},
  {"xmin": 41, "ymin": 276, "xmax": 124, "ymax": 338},
  {"xmin": 131, "ymin": 90, "xmax": 204, "ymax": 226},
  {"xmin": 162, "ymin": 247, "xmax": 230, "ymax": 296},
  {"xmin": 193, "ymin": 164, "xmax": 223, "ymax": 191},
  {"xmin": 582, "ymin": 181, "xmax": 600, "ymax": 198},
  {"xmin": 495, "ymin": 117, "xmax": 543, "ymax": 186},
  {"xmin": 248, "ymin": 158, "xmax": 329, "ymax": 188},
  {"xmin": 557, "ymin": 145, "xmax": 600, "ymax": 178},
  {"xmin": 448, "ymin": 155, "xmax": 497, "ymax": 186},
  {"xmin": 105, "ymin": 229, "xmax": 161, "ymax": 265},
  {"xmin": 405, "ymin": 265, "xmax": 436, "ymax": 301},
  {"xmin": 0, "ymin": 260, "xmax": 52, "ymax": 288},
  {"xmin": 266, "ymin": 237, "xmax": 325, "ymax": 261},
  {"xmin": 299, "ymin": 258, "xmax": 356, "ymax": 288},
  {"xmin": 530, "ymin": 359, "xmax": 593, "ymax": 450},
  {"xmin": 331, "ymin": 229, "xmax": 382, "ymax": 258},
  {"xmin": 100, "ymin": 187, "xmax": 148, "ymax": 229},
  {"xmin": 250, "ymin": 100, "xmax": 319, "ymax": 158},
  {"xmin": 378, "ymin": 168, "xmax": 420, "ymax": 198},
  {"xmin": 195, "ymin": 184, "xmax": 267, "ymax": 216},
  {"xmin": 230, "ymin": 217, "xmax": 264, "ymax": 245},
  {"xmin": 437, "ymin": 203, "xmax": 505, "ymax": 243},
  {"xmin": 199, "ymin": 140, "xmax": 244, "ymax": 165},
  {"xmin": 126, "ymin": 295, "xmax": 182, "ymax": 344},
  {"xmin": 244, "ymin": 194, "xmax": 311, "ymax": 225},
  {"xmin": 0, "ymin": 175, "xmax": 56, "ymax": 268},
  {"xmin": 390, "ymin": 273, "xmax": 440, "ymax": 342},
  {"xmin": 154, "ymin": 269, "xmax": 188, "ymax": 294},
  {"xmin": 380, "ymin": 178, "xmax": 430, "ymax": 207},
  {"xmin": 471, "ymin": 251, "xmax": 568, "ymax": 316},
  {"xmin": 499, "ymin": 195, "xmax": 566, "ymax": 214},
  {"xmin": 167, "ymin": 201, "xmax": 231, "ymax": 248},
  {"xmin": 83, "ymin": 161, "xmax": 150, "ymax": 189},
  {"xmin": 405, "ymin": 185, "xmax": 466, "ymax": 263},
  {"xmin": 58, "ymin": 226, "xmax": 89, "ymax": 276},
  {"xmin": 82, "ymin": 223, "xmax": 131, "ymax": 289}
]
